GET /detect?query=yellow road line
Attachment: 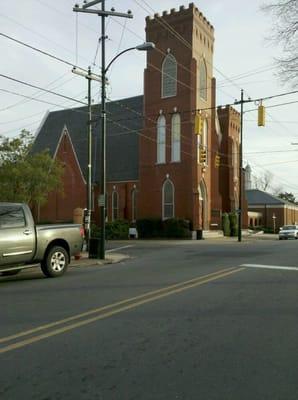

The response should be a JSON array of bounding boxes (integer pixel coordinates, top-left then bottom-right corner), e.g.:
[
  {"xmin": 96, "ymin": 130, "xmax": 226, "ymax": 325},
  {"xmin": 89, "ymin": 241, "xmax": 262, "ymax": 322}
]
[
  {"xmin": 0, "ymin": 267, "xmax": 244, "ymax": 354},
  {"xmin": 0, "ymin": 267, "xmax": 235, "ymax": 345}
]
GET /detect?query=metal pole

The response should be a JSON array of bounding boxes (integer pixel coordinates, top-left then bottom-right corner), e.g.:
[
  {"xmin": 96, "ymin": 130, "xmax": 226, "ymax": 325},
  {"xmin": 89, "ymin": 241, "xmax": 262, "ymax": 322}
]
[
  {"xmin": 238, "ymin": 89, "xmax": 244, "ymax": 242},
  {"xmin": 99, "ymin": 0, "xmax": 106, "ymax": 259},
  {"xmin": 86, "ymin": 66, "xmax": 92, "ymax": 252}
]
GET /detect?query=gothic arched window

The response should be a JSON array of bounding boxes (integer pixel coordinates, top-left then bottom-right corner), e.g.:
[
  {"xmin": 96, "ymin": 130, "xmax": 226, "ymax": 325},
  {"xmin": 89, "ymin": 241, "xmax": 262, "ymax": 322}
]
[
  {"xmin": 157, "ymin": 115, "xmax": 166, "ymax": 164},
  {"xmin": 162, "ymin": 54, "xmax": 177, "ymax": 98},
  {"xmin": 202, "ymin": 119, "xmax": 208, "ymax": 165},
  {"xmin": 162, "ymin": 179, "xmax": 174, "ymax": 219},
  {"xmin": 199, "ymin": 60, "xmax": 207, "ymax": 101},
  {"xmin": 171, "ymin": 113, "xmax": 181, "ymax": 162}
]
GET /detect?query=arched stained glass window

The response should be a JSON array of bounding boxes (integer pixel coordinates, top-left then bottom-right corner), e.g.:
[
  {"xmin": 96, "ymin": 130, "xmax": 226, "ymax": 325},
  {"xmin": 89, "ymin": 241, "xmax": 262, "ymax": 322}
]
[
  {"xmin": 162, "ymin": 179, "xmax": 174, "ymax": 219},
  {"xmin": 202, "ymin": 119, "xmax": 208, "ymax": 165},
  {"xmin": 171, "ymin": 113, "xmax": 181, "ymax": 162},
  {"xmin": 199, "ymin": 60, "xmax": 207, "ymax": 101},
  {"xmin": 162, "ymin": 54, "xmax": 177, "ymax": 98},
  {"xmin": 233, "ymin": 141, "xmax": 238, "ymax": 180},
  {"xmin": 157, "ymin": 115, "xmax": 166, "ymax": 164}
]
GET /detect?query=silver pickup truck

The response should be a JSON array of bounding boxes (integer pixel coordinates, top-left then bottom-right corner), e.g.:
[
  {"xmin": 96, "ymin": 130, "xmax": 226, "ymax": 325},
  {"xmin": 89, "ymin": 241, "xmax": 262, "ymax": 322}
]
[{"xmin": 0, "ymin": 203, "xmax": 84, "ymax": 278}]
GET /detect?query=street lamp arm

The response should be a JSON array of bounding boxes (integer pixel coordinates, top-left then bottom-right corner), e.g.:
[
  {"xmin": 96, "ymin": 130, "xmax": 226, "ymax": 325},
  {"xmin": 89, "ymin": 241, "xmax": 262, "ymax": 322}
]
[
  {"xmin": 105, "ymin": 42, "xmax": 155, "ymax": 73},
  {"xmin": 105, "ymin": 47, "xmax": 135, "ymax": 73}
]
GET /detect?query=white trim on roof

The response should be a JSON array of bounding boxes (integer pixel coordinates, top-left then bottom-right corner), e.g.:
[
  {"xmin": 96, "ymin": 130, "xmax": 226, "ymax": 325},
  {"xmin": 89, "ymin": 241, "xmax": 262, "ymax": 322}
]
[
  {"xmin": 53, "ymin": 125, "xmax": 86, "ymax": 185},
  {"xmin": 34, "ymin": 110, "xmax": 50, "ymax": 139},
  {"xmin": 249, "ymin": 204, "xmax": 298, "ymax": 211}
]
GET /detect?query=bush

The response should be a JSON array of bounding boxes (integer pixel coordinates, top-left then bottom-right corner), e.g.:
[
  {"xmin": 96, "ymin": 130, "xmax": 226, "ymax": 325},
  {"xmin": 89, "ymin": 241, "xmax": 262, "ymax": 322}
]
[
  {"xmin": 163, "ymin": 218, "xmax": 192, "ymax": 239},
  {"xmin": 90, "ymin": 220, "xmax": 129, "ymax": 240},
  {"xmin": 229, "ymin": 212, "xmax": 238, "ymax": 237},
  {"xmin": 106, "ymin": 220, "xmax": 129, "ymax": 240},
  {"xmin": 136, "ymin": 218, "xmax": 191, "ymax": 239},
  {"xmin": 90, "ymin": 223, "xmax": 101, "ymax": 239},
  {"xmin": 136, "ymin": 218, "xmax": 163, "ymax": 238},
  {"xmin": 222, "ymin": 213, "xmax": 230, "ymax": 236}
]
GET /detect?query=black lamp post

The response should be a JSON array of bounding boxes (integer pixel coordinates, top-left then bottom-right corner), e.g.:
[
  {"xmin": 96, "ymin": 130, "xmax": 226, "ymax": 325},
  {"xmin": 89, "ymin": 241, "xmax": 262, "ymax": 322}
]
[{"xmin": 98, "ymin": 41, "xmax": 155, "ymax": 259}]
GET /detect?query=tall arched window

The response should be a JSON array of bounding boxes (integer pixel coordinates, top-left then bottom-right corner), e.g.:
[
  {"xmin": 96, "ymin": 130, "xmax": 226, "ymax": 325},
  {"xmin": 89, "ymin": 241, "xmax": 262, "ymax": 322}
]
[
  {"xmin": 131, "ymin": 188, "xmax": 137, "ymax": 222},
  {"xmin": 162, "ymin": 179, "xmax": 174, "ymax": 219},
  {"xmin": 157, "ymin": 115, "xmax": 166, "ymax": 164},
  {"xmin": 199, "ymin": 60, "xmax": 207, "ymax": 101},
  {"xmin": 171, "ymin": 113, "xmax": 181, "ymax": 162},
  {"xmin": 112, "ymin": 190, "xmax": 118, "ymax": 221},
  {"xmin": 197, "ymin": 134, "xmax": 201, "ymax": 164},
  {"xmin": 202, "ymin": 119, "xmax": 208, "ymax": 165},
  {"xmin": 233, "ymin": 141, "xmax": 238, "ymax": 181},
  {"xmin": 162, "ymin": 54, "xmax": 177, "ymax": 98}
]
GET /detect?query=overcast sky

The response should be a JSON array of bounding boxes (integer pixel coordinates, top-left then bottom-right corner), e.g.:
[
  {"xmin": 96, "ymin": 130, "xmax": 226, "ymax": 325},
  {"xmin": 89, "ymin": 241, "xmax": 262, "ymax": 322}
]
[{"xmin": 1, "ymin": 0, "xmax": 297, "ymax": 195}]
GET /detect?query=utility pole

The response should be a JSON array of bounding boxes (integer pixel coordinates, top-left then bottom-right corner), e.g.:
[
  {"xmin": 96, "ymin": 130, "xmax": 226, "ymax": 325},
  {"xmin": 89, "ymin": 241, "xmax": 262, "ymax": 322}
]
[
  {"xmin": 238, "ymin": 89, "xmax": 244, "ymax": 242},
  {"xmin": 73, "ymin": 1, "xmax": 133, "ymax": 259},
  {"xmin": 72, "ymin": 66, "xmax": 100, "ymax": 255}
]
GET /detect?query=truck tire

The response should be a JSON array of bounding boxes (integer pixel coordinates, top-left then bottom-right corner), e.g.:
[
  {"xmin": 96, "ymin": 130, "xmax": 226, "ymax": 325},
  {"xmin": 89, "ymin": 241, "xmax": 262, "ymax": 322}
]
[{"xmin": 41, "ymin": 246, "xmax": 69, "ymax": 278}]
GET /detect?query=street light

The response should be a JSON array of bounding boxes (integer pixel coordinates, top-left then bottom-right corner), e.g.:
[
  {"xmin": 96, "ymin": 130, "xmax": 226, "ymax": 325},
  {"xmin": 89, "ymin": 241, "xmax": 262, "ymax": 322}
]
[
  {"xmin": 98, "ymin": 41, "xmax": 155, "ymax": 259},
  {"xmin": 105, "ymin": 42, "xmax": 155, "ymax": 73},
  {"xmin": 71, "ymin": 66, "xmax": 101, "ymax": 256}
]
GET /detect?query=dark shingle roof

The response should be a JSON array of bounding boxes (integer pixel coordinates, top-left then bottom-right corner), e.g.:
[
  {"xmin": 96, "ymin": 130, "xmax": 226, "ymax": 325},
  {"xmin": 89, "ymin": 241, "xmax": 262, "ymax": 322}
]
[
  {"xmin": 32, "ymin": 95, "xmax": 143, "ymax": 183},
  {"xmin": 246, "ymin": 189, "xmax": 286, "ymax": 205}
]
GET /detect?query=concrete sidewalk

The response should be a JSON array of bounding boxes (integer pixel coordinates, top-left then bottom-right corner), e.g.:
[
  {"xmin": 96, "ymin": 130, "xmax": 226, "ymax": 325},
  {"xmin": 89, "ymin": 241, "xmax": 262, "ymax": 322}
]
[{"xmin": 71, "ymin": 251, "xmax": 130, "ymax": 268}]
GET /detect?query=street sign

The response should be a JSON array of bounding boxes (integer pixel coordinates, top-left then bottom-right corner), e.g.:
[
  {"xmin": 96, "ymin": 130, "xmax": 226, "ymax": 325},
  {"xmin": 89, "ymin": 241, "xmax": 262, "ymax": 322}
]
[{"xmin": 98, "ymin": 195, "xmax": 105, "ymax": 207}]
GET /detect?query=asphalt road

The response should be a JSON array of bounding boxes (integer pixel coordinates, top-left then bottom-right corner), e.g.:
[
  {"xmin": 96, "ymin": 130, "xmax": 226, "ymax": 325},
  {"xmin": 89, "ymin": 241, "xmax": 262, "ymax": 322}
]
[{"xmin": 1, "ymin": 238, "xmax": 298, "ymax": 399}]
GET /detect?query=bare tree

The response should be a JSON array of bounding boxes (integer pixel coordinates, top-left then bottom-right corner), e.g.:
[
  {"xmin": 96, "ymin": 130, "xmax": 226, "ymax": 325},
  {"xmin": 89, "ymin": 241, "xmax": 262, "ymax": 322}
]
[
  {"xmin": 252, "ymin": 171, "xmax": 274, "ymax": 191},
  {"xmin": 261, "ymin": 0, "xmax": 298, "ymax": 86}
]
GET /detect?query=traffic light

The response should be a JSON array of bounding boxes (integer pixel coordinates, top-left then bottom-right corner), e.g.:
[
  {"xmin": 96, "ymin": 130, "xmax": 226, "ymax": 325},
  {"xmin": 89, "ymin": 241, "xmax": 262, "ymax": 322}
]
[
  {"xmin": 215, "ymin": 154, "xmax": 220, "ymax": 168},
  {"xmin": 258, "ymin": 104, "xmax": 265, "ymax": 126},
  {"xmin": 195, "ymin": 113, "xmax": 203, "ymax": 135},
  {"xmin": 200, "ymin": 148, "xmax": 207, "ymax": 164}
]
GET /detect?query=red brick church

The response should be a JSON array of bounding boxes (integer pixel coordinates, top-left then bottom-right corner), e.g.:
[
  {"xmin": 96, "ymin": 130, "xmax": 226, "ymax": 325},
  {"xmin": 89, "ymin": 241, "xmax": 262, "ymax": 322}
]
[{"xmin": 32, "ymin": 3, "xmax": 246, "ymax": 232}]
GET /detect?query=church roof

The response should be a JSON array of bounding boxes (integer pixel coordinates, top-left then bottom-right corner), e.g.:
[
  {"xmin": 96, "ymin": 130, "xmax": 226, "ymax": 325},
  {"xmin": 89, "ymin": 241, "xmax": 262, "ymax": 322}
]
[
  {"xmin": 32, "ymin": 95, "xmax": 144, "ymax": 183},
  {"xmin": 246, "ymin": 189, "xmax": 289, "ymax": 205}
]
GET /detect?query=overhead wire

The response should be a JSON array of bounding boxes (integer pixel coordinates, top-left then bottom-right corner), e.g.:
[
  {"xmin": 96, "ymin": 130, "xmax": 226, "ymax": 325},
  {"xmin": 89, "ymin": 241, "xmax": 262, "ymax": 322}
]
[
  {"xmin": 0, "ymin": 12, "xmax": 95, "ymax": 66},
  {"xmin": 0, "ymin": 73, "xmax": 88, "ymax": 106},
  {"xmin": 0, "ymin": 32, "xmax": 89, "ymax": 73}
]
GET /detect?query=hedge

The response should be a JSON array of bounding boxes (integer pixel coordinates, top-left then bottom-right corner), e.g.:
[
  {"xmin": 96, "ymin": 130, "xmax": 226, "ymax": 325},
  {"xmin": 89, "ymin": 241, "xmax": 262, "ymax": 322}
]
[
  {"xmin": 90, "ymin": 220, "xmax": 129, "ymax": 240},
  {"xmin": 136, "ymin": 218, "xmax": 191, "ymax": 239},
  {"xmin": 229, "ymin": 212, "xmax": 238, "ymax": 237},
  {"xmin": 222, "ymin": 213, "xmax": 230, "ymax": 236}
]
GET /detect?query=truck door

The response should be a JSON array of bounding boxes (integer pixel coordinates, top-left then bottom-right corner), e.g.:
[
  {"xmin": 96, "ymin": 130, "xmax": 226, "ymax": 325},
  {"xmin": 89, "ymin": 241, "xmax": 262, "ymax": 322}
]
[{"xmin": 0, "ymin": 205, "xmax": 35, "ymax": 266}]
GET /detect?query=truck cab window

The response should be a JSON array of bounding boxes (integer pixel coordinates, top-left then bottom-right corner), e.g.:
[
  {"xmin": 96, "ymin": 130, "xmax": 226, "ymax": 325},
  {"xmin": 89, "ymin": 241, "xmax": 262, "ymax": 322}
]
[{"xmin": 0, "ymin": 206, "xmax": 26, "ymax": 228}]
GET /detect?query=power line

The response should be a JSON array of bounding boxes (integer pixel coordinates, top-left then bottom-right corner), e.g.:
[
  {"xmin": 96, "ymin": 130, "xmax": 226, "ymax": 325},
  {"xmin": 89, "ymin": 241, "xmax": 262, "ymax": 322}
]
[
  {"xmin": 1, "ymin": 73, "xmax": 77, "ymax": 112},
  {"xmin": 0, "ymin": 32, "xmax": 89, "ymax": 73},
  {"xmin": 245, "ymin": 100, "xmax": 298, "ymax": 113},
  {"xmin": 0, "ymin": 73, "xmax": 88, "ymax": 106}
]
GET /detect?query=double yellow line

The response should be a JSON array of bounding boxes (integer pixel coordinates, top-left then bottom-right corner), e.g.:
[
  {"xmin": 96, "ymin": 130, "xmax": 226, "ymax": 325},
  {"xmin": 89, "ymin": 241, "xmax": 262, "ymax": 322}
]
[{"xmin": 0, "ymin": 266, "xmax": 244, "ymax": 354}]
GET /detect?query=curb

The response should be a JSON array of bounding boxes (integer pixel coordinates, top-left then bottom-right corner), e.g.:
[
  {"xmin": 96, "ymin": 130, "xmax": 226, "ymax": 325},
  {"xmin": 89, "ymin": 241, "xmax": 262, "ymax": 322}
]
[{"xmin": 70, "ymin": 252, "xmax": 130, "ymax": 268}]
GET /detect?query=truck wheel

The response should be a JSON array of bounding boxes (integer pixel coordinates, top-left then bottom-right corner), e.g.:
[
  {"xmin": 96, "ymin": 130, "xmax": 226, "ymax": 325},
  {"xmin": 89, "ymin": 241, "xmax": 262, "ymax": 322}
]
[{"xmin": 41, "ymin": 246, "xmax": 69, "ymax": 278}]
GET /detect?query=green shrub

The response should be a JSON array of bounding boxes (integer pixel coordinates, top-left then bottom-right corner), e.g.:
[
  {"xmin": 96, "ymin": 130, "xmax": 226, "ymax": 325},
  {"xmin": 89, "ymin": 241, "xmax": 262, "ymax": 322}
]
[
  {"xmin": 136, "ymin": 218, "xmax": 163, "ymax": 238},
  {"xmin": 106, "ymin": 220, "xmax": 129, "ymax": 239},
  {"xmin": 90, "ymin": 223, "xmax": 101, "ymax": 239},
  {"xmin": 136, "ymin": 218, "xmax": 191, "ymax": 239},
  {"xmin": 222, "ymin": 213, "xmax": 230, "ymax": 236},
  {"xmin": 229, "ymin": 212, "xmax": 238, "ymax": 237},
  {"xmin": 163, "ymin": 218, "xmax": 191, "ymax": 239},
  {"xmin": 91, "ymin": 220, "xmax": 129, "ymax": 240},
  {"xmin": 260, "ymin": 226, "xmax": 274, "ymax": 234}
]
